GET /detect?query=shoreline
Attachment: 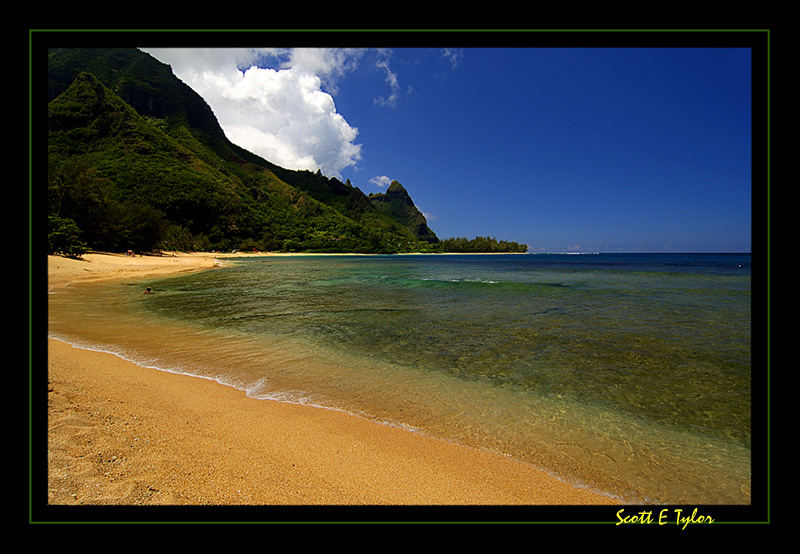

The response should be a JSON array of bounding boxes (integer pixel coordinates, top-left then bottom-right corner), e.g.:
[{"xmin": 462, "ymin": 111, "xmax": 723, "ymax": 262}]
[
  {"xmin": 45, "ymin": 251, "xmax": 618, "ymax": 508},
  {"xmin": 47, "ymin": 250, "xmax": 527, "ymax": 290}
]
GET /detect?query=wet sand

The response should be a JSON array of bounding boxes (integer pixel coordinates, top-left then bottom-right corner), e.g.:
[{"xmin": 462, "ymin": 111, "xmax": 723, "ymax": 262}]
[{"xmin": 45, "ymin": 252, "xmax": 618, "ymax": 508}]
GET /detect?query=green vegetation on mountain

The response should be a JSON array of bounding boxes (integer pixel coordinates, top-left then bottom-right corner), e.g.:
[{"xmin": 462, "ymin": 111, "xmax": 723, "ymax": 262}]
[
  {"xmin": 46, "ymin": 48, "xmax": 526, "ymax": 255},
  {"xmin": 368, "ymin": 181, "xmax": 438, "ymax": 244}
]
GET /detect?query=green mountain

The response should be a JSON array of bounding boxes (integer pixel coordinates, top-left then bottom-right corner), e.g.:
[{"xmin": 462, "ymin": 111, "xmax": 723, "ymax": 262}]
[
  {"xmin": 369, "ymin": 181, "xmax": 438, "ymax": 243},
  {"xmin": 46, "ymin": 47, "xmax": 438, "ymax": 254},
  {"xmin": 46, "ymin": 47, "xmax": 526, "ymax": 255}
]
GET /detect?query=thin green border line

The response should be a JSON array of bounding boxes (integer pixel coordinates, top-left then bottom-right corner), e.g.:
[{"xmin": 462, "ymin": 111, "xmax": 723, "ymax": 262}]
[
  {"xmin": 28, "ymin": 27, "xmax": 774, "ymax": 35},
  {"xmin": 765, "ymin": 27, "xmax": 771, "ymax": 526},
  {"xmin": 29, "ymin": 27, "xmax": 34, "ymax": 526}
]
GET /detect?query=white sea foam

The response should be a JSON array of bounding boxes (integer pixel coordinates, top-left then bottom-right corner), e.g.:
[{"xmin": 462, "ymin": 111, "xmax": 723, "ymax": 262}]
[
  {"xmin": 49, "ymin": 334, "xmax": 425, "ymax": 438},
  {"xmin": 49, "ymin": 334, "xmax": 248, "ymax": 393}
]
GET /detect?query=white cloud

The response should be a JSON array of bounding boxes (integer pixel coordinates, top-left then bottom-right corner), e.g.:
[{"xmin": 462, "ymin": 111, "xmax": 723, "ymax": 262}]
[
  {"xmin": 441, "ymin": 48, "xmax": 463, "ymax": 69},
  {"xmin": 141, "ymin": 47, "xmax": 364, "ymax": 177},
  {"xmin": 285, "ymin": 48, "xmax": 364, "ymax": 93},
  {"xmin": 421, "ymin": 209, "xmax": 436, "ymax": 222},
  {"xmin": 373, "ymin": 49, "xmax": 400, "ymax": 107},
  {"xmin": 369, "ymin": 175, "xmax": 392, "ymax": 189}
]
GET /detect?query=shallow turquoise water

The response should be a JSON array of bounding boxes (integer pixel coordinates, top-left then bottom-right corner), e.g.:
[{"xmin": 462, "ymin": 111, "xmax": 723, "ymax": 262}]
[{"xmin": 48, "ymin": 253, "xmax": 752, "ymax": 504}]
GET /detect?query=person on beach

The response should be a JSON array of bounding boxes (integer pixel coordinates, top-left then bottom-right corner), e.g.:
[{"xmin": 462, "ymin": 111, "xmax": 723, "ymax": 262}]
[{"xmin": 144, "ymin": 287, "xmax": 152, "ymax": 294}]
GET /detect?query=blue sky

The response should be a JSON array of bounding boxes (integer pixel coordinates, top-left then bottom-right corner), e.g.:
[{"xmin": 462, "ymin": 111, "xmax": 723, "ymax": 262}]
[{"xmin": 142, "ymin": 46, "xmax": 752, "ymax": 253}]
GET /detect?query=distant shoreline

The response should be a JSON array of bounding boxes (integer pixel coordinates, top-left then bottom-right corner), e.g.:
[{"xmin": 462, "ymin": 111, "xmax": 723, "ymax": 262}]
[
  {"xmin": 46, "ymin": 250, "xmax": 534, "ymax": 289},
  {"xmin": 46, "ymin": 250, "xmax": 751, "ymax": 290},
  {"xmin": 241, "ymin": 251, "xmax": 531, "ymax": 256}
]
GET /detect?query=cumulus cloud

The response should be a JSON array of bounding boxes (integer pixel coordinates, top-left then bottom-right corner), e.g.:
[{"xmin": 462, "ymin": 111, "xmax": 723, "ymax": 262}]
[
  {"xmin": 141, "ymin": 47, "xmax": 365, "ymax": 177},
  {"xmin": 284, "ymin": 48, "xmax": 364, "ymax": 93}
]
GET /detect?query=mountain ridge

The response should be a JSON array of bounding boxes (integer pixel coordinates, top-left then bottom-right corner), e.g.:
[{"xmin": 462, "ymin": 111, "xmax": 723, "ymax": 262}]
[
  {"xmin": 369, "ymin": 181, "xmax": 438, "ymax": 244},
  {"xmin": 46, "ymin": 47, "xmax": 526, "ymax": 255}
]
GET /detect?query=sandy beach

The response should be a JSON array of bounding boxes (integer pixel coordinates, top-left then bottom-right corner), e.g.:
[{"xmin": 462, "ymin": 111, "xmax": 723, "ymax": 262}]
[{"xmin": 45, "ymin": 251, "xmax": 618, "ymax": 509}]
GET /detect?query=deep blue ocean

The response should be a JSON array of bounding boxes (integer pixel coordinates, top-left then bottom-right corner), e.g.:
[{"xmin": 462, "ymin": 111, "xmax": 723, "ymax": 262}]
[{"xmin": 48, "ymin": 253, "xmax": 752, "ymax": 504}]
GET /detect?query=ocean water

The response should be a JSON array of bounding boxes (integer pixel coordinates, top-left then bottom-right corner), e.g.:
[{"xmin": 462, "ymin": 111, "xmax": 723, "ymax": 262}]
[{"xmin": 48, "ymin": 253, "xmax": 752, "ymax": 504}]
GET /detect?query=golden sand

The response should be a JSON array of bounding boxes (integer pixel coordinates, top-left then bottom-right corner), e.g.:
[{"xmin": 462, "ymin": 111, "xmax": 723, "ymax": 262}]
[{"xmin": 45, "ymin": 252, "xmax": 618, "ymax": 508}]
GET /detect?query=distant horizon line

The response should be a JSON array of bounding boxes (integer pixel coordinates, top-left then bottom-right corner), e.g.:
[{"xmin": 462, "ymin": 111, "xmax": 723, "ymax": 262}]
[{"xmin": 527, "ymin": 250, "xmax": 751, "ymax": 255}]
